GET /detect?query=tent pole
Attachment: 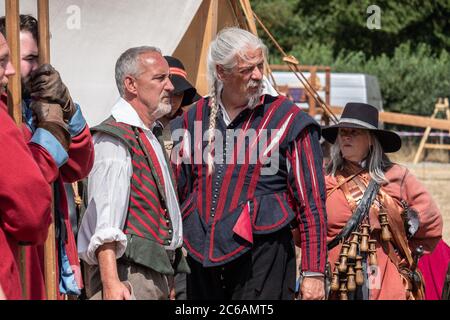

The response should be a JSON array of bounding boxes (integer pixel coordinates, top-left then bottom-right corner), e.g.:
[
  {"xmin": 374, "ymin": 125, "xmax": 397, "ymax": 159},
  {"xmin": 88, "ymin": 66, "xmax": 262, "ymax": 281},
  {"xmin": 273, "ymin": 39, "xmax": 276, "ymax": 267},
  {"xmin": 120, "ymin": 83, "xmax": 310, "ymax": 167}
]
[
  {"xmin": 5, "ymin": 0, "xmax": 27, "ymax": 299},
  {"xmin": 38, "ymin": 0, "xmax": 50, "ymax": 62},
  {"xmin": 239, "ymin": 0, "xmax": 258, "ymax": 35},
  {"xmin": 195, "ymin": 0, "xmax": 218, "ymax": 95},
  {"xmin": 237, "ymin": 0, "xmax": 278, "ymax": 91},
  {"xmin": 228, "ymin": 0, "xmax": 247, "ymax": 28},
  {"xmin": 252, "ymin": 11, "xmax": 338, "ymax": 123},
  {"xmin": 5, "ymin": 0, "xmax": 22, "ymax": 124},
  {"xmin": 37, "ymin": 0, "xmax": 57, "ymax": 301}
]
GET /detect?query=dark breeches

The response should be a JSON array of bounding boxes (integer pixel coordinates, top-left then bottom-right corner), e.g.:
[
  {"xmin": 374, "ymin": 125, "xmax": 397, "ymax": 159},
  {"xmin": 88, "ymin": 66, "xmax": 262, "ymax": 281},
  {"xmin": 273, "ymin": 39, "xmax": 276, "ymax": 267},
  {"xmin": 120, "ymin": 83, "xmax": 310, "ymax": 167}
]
[{"xmin": 187, "ymin": 226, "xmax": 296, "ymax": 300}]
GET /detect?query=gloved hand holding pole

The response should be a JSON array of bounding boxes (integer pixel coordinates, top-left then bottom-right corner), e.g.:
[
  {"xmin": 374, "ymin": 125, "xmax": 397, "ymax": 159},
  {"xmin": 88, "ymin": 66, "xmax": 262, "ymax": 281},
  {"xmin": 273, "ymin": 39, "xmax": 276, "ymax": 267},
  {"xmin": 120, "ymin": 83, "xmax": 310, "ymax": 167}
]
[{"xmin": 29, "ymin": 63, "xmax": 76, "ymax": 121}]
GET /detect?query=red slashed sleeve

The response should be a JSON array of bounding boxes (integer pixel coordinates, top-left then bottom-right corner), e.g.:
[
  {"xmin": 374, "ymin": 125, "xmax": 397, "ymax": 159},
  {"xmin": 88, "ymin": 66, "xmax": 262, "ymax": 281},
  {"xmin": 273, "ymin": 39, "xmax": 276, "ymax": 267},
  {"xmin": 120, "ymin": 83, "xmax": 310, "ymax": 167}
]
[{"xmin": 287, "ymin": 126, "xmax": 328, "ymax": 273}]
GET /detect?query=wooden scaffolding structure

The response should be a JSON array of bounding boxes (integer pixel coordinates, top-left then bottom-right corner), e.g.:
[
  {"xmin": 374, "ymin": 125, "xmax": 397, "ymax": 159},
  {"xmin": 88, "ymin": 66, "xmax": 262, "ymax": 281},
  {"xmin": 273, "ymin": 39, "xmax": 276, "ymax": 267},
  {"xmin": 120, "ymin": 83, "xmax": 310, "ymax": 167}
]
[{"xmin": 413, "ymin": 98, "xmax": 450, "ymax": 164}]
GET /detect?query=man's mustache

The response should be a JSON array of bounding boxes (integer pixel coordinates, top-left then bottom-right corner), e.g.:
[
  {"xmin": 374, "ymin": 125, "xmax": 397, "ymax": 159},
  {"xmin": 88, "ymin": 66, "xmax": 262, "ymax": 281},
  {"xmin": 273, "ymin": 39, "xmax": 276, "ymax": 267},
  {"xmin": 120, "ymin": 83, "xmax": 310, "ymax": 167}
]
[{"xmin": 247, "ymin": 80, "xmax": 262, "ymax": 89}]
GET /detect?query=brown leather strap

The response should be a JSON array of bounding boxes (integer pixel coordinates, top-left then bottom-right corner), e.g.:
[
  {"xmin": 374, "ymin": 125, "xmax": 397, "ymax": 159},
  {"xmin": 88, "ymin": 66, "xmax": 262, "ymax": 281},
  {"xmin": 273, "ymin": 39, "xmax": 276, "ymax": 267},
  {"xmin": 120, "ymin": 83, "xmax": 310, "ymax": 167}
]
[
  {"xmin": 336, "ymin": 175, "xmax": 358, "ymax": 212},
  {"xmin": 385, "ymin": 239, "xmax": 424, "ymax": 299},
  {"xmin": 334, "ymin": 170, "xmax": 414, "ymax": 267},
  {"xmin": 352, "ymin": 175, "xmax": 369, "ymax": 194},
  {"xmin": 378, "ymin": 189, "xmax": 414, "ymax": 267},
  {"xmin": 331, "ymin": 169, "xmax": 367, "ymax": 213},
  {"xmin": 327, "ymin": 168, "xmax": 364, "ymax": 197}
]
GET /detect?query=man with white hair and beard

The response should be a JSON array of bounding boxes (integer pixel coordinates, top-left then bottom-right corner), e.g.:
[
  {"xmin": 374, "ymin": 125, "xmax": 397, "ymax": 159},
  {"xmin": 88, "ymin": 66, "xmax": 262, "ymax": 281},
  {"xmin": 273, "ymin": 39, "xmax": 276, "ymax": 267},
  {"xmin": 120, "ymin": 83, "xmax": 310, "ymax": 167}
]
[
  {"xmin": 78, "ymin": 46, "xmax": 189, "ymax": 300},
  {"xmin": 171, "ymin": 28, "xmax": 327, "ymax": 300}
]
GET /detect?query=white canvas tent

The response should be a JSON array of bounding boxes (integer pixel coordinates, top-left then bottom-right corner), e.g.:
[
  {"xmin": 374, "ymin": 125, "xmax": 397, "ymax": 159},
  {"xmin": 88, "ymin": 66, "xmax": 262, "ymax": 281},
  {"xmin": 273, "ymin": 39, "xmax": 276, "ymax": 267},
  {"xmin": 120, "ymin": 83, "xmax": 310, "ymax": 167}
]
[{"xmin": 1, "ymin": 0, "xmax": 254, "ymax": 126}]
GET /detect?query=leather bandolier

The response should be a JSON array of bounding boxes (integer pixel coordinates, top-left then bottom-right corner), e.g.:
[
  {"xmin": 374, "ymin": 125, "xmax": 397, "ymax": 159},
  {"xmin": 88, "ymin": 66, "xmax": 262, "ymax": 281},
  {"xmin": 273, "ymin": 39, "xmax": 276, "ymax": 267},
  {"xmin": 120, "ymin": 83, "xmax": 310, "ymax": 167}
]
[{"xmin": 328, "ymin": 167, "xmax": 425, "ymax": 300}]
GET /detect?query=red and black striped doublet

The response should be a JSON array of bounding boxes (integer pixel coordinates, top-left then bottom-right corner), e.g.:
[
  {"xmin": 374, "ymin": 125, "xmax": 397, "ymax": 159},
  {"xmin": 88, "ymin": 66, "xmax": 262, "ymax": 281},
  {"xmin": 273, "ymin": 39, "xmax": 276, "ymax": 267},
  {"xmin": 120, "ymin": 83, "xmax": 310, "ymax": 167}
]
[{"xmin": 172, "ymin": 95, "xmax": 328, "ymax": 272}]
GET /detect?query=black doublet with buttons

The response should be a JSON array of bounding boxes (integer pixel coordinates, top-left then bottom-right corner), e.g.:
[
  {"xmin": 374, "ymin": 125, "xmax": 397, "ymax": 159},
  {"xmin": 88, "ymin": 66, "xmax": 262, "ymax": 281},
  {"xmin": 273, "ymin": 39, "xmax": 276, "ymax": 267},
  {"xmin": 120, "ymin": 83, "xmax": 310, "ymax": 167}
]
[{"xmin": 171, "ymin": 95, "xmax": 319, "ymax": 267}]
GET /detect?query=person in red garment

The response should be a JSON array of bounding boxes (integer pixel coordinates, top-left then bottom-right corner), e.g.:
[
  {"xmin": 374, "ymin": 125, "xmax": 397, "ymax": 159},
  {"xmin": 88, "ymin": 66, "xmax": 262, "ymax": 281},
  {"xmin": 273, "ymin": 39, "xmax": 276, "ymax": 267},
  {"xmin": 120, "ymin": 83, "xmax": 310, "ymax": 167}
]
[
  {"xmin": 0, "ymin": 14, "xmax": 94, "ymax": 299},
  {"xmin": 323, "ymin": 103, "xmax": 442, "ymax": 300},
  {"xmin": 0, "ymin": 32, "xmax": 52, "ymax": 300},
  {"xmin": 418, "ymin": 239, "xmax": 450, "ymax": 299}
]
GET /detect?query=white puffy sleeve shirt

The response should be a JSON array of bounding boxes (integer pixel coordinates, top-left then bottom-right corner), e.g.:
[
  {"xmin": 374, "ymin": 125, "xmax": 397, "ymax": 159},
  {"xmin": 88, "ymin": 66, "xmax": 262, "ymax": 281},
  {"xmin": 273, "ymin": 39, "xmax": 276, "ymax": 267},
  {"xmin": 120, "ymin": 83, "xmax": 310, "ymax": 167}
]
[
  {"xmin": 77, "ymin": 132, "xmax": 132, "ymax": 265},
  {"xmin": 77, "ymin": 98, "xmax": 183, "ymax": 266}
]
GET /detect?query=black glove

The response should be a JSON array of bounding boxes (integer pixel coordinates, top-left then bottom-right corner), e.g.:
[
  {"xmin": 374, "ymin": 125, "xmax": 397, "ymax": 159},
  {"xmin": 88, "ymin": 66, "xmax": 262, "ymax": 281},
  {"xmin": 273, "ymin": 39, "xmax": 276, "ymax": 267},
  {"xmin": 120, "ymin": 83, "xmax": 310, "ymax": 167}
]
[{"xmin": 29, "ymin": 64, "xmax": 76, "ymax": 121}]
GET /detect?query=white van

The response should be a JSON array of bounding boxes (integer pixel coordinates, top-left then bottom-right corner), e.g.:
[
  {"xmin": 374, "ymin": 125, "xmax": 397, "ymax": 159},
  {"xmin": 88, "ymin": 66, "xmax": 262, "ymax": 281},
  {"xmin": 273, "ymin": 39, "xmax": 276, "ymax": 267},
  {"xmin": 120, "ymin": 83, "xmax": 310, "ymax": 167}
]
[{"xmin": 271, "ymin": 71, "xmax": 384, "ymax": 112}]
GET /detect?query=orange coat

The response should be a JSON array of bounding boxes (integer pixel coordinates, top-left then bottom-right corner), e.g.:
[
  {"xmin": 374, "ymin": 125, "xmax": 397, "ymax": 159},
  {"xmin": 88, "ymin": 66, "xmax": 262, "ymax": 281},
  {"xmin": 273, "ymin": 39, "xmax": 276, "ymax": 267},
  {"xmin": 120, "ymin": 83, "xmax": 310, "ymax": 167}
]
[{"xmin": 326, "ymin": 164, "xmax": 442, "ymax": 300}]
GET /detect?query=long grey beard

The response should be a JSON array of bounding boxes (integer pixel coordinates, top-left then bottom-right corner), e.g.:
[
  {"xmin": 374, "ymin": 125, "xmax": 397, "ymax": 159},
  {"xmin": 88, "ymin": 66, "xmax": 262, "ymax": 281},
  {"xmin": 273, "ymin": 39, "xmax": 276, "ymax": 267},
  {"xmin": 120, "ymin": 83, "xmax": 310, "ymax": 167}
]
[
  {"xmin": 247, "ymin": 80, "xmax": 264, "ymax": 110},
  {"xmin": 152, "ymin": 102, "xmax": 172, "ymax": 120}
]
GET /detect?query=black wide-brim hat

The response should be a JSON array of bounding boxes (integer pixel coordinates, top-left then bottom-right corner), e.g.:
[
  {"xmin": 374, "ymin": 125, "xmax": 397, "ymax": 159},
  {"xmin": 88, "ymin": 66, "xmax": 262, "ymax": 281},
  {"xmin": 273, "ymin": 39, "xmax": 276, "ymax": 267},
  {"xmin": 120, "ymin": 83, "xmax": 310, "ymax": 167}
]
[
  {"xmin": 322, "ymin": 102, "xmax": 401, "ymax": 153},
  {"xmin": 164, "ymin": 56, "xmax": 201, "ymax": 107}
]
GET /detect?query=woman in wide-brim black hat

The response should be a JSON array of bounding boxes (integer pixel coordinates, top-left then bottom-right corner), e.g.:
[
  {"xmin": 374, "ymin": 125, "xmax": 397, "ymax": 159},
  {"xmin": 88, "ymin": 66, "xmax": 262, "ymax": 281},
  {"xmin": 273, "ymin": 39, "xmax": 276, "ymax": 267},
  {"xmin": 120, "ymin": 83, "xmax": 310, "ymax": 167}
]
[
  {"xmin": 322, "ymin": 102, "xmax": 442, "ymax": 301},
  {"xmin": 322, "ymin": 102, "xmax": 401, "ymax": 154},
  {"xmin": 322, "ymin": 102, "xmax": 402, "ymax": 184}
]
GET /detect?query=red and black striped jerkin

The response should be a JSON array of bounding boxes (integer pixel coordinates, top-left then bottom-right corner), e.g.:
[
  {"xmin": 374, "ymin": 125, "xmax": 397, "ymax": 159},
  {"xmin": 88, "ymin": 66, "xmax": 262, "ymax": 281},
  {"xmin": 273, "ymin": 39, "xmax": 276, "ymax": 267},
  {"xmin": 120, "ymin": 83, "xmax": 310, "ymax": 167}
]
[{"xmin": 92, "ymin": 117, "xmax": 173, "ymax": 246}]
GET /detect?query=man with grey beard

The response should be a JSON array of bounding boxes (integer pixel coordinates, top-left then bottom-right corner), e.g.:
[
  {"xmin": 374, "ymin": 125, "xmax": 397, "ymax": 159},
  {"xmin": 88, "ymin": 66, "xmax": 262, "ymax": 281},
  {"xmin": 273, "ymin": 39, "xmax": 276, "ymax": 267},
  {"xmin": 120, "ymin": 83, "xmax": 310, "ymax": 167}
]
[
  {"xmin": 78, "ymin": 46, "xmax": 189, "ymax": 300},
  {"xmin": 171, "ymin": 28, "xmax": 327, "ymax": 300}
]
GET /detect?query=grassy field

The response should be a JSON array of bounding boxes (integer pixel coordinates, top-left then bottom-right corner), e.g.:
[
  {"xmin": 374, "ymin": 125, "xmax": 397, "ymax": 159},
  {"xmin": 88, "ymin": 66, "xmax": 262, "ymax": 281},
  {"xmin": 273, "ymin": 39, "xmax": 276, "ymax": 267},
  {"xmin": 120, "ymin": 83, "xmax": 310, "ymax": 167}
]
[
  {"xmin": 391, "ymin": 148, "xmax": 450, "ymax": 243},
  {"xmin": 389, "ymin": 139, "xmax": 449, "ymax": 242},
  {"xmin": 398, "ymin": 162, "xmax": 450, "ymax": 243}
]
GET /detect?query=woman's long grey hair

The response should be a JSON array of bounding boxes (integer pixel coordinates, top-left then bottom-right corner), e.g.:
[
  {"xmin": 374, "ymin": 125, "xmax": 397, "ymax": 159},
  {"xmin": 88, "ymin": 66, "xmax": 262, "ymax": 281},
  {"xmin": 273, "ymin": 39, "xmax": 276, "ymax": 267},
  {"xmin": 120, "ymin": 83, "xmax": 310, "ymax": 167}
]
[{"xmin": 326, "ymin": 131, "xmax": 393, "ymax": 185}]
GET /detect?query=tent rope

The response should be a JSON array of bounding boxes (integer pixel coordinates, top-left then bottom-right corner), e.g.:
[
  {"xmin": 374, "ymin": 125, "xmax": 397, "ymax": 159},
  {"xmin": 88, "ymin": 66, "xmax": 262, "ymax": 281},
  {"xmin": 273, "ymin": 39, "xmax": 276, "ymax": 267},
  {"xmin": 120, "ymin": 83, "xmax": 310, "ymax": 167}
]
[{"xmin": 252, "ymin": 11, "xmax": 339, "ymax": 124}]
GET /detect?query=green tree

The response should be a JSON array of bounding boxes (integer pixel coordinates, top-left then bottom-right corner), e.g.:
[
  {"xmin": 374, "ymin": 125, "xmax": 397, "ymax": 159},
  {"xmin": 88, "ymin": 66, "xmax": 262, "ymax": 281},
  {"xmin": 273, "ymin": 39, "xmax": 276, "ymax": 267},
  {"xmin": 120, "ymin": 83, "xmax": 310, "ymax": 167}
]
[
  {"xmin": 252, "ymin": 0, "xmax": 450, "ymax": 58},
  {"xmin": 251, "ymin": 0, "xmax": 450, "ymax": 116}
]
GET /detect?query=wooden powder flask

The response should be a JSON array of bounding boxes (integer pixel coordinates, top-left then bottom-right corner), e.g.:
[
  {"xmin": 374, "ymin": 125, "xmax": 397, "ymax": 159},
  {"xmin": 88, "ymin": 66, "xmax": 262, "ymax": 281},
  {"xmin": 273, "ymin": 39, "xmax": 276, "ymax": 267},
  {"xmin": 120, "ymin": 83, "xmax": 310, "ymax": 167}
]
[
  {"xmin": 347, "ymin": 264, "xmax": 357, "ymax": 292},
  {"xmin": 339, "ymin": 279, "xmax": 348, "ymax": 300},
  {"xmin": 338, "ymin": 244, "xmax": 350, "ymax": 273},
  {"xmin": 368, "ymin": 240, "xmax": 378, "ymax": 266},
  {"xmin": 378, "ymin": 210, "xmax": 392, "ymax": 242},
  {"xmin": 360, "ymin": 224, "xmax": 370, "ymax": 252},
  {"xmin": 355, "ymin": 256, "xmax": 364, "ymax": 286},
  {"xmin": 348, "ymin": 232, "xmax": 360, "ymax": 260},
  {"xmin": 331, "ymin": 262, "xmax": 340, "ymax": 292}
]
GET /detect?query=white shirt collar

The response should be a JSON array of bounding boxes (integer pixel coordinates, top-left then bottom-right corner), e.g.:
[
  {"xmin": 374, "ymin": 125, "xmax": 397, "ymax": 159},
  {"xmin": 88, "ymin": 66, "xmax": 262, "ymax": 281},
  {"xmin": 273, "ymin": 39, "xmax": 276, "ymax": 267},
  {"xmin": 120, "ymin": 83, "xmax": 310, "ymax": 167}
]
[
  {"xmin": 215, "ymin": 87, "xmax": 232, "ymax": 126},
  {"xmin": 215, "ymin": 76, "xmax": 278, "ymax": 126},
  {"xmin": 111, "ymin": 97, "xmax": 156, "ymax": 131}
]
